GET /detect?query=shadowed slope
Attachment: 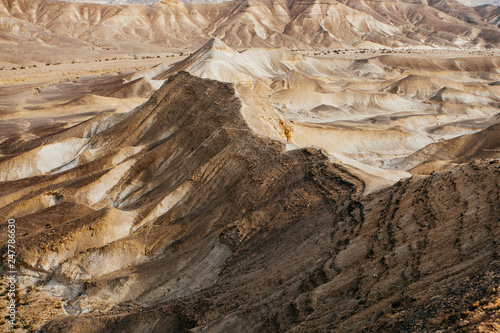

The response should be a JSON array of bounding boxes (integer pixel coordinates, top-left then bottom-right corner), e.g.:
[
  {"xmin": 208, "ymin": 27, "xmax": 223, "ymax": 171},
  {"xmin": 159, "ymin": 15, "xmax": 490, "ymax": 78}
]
[
  {"xmin": 398, "ymin": 122, "xmax": 500, "ymax": 171},
  {"xmin": 0, "ymin": 72, "xmax": 365, "ymax": 330},
  {"xmin": 37, "ymin": 158, "xmax": 500, "ymax": 333},
  {"xmin": 0, "ymin": 68, "xmax": 498, "ymax": 332}
]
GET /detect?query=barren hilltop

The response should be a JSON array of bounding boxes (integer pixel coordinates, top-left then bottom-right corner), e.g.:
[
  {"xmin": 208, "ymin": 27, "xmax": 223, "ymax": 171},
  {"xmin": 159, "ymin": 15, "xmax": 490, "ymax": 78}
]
[
  {"xmin": 0, "ymin": 0, "xmax": 499, "ymax": 332},
  {"xmin": 3, "ymin": 0, "xmax": 500, "ymax": 53}
]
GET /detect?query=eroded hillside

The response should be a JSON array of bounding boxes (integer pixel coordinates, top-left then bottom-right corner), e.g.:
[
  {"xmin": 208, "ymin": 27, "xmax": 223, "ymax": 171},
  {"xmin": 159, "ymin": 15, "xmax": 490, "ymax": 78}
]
[
  {"xmin": 3, "ymin": 0, "xmax": 500, "ymax": 59},
  {"xmin": 0, "ymin": 67, "xmax": 498, "ymax": 332},
  {"xmin": 0, "ymin": 1, "xmax": 500, "ymax": 332}
]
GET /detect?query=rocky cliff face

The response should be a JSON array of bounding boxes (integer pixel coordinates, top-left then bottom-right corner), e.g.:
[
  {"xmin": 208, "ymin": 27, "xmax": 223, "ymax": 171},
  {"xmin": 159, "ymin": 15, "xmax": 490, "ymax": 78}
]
[
  {"xmin": 0, "ymin": 71, "xmax": 360, "ymax": 330},
  {"xmin": 1, "ymin": 71, "xmax": 499, "ymax": 332}
]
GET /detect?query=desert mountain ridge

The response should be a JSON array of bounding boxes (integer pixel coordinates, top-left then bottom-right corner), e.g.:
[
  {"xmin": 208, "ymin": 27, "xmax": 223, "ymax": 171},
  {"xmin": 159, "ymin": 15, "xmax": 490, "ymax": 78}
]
[
  {"xmin": 50, "ymin": 0, "xmax": 231, "ymax": 4},
  {"xmin": 2, "ymin": 0, "xmax": 500, "ymax": 58},
  {"xmin": 1, "ymin": 0, "xmax": 500, "ymax": 330},
  {"xmin": 0, "ymin": 69, "xmax": 499, "ymax": 332},
  {"xmin": 50, "ymin": 0, "xmax": 500, "ymax": 6},
  {"xmin": 457, "ymin": 0, "xmax": 500, "ymax": 6},
  {"xmin": 0, "ymin": 34, "xmax": 499, "ymax": 331}
]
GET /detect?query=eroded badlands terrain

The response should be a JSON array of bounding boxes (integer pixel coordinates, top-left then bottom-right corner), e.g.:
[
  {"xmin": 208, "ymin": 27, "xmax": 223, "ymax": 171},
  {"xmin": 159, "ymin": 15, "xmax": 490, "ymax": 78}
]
[
  {"xmin": 0, "ymin": 38, "xmax": 498, "ymax": 332},
  {"xmin": 0, "ymin": 0, "xmax": 500, "ymax": 332}
]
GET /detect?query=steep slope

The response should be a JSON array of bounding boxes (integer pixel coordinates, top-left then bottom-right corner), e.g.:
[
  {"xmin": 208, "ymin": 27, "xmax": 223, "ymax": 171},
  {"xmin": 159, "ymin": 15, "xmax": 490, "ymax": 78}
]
[
  {"xmin": 0, "ymin": 67, "xmax": 499, "ymax": 332},
  {"xmin": 153, "ymin": 38, "xmax": 290, "ymax": 83},
  {"xmin": 427, "ymin": 0, "xmax": 491, "ymax": 27},
  {"xmin": 150, "ymin": 39, "xmax": 500, "ymax": 186},
  {"xmin": 36, "ymin": 157, "xmax": 500, "ymax": 332},
  {"xmin": 338, "ymin": 0, "xmax": 486, "ymax": 47},
  {"xmin": 0, "ymin": 72, "xmax": 363, "ymax": 330},
  {"xmin": 428, "ymin": 0, "xmax": 500, "ymax": 43},
  {"xmin": 2, "ymin": 0, "xmax": 500, "ymax": 51},
  {"xmin": 398, "ymin": 122, "xmax": 500, "ymax": 171},
  {"xmin": 475, "ymin": 3, "xmax": 500, "ymax": 26}
]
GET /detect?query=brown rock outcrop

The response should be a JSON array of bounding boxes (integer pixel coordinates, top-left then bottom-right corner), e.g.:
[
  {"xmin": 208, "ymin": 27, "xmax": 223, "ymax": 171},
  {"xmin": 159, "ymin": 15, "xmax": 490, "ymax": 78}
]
[{"xmin": 1, "ymin": 71, "xmax": 498, "ymax": 332}]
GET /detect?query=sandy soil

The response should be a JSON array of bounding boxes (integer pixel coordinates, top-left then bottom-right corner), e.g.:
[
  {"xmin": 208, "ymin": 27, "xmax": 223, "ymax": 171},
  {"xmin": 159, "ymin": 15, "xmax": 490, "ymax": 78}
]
[
  {"xmin": 0, "ymin": 52, "xmax": 186, "ymax": 85},
  {"xmin": 0, "ymin": 52, "xmax": 188, "ymax": 143}
]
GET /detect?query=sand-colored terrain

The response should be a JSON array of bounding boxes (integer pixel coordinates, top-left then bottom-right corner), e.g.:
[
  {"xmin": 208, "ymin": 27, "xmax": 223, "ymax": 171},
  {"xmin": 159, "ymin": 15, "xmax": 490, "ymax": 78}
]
[
  {"xmin": 0, "ymin": 53, "xmax": 186, "ymax": 147},
  {"xmin": 0, "ymin": 40, "xmax": 499, "ymax": 332},
  {"xmin": 3, "ymin": 39, "xmax": 500, "ymax": 188},
  {"xmin": 0, "ymin": 0, "xmax": 500, "ymax": 332},
  {"xmin": 3, "ymin": 0, "xmax": 500, "ymax": 54},
  {"xmin": 156, "ymin": 39, "xmax": 500, "ymax": 184}
]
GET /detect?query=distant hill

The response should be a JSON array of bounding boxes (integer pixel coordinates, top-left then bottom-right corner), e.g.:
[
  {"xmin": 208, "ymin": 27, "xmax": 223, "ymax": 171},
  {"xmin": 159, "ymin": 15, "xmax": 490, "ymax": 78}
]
[
  {"xmin": 457, "ymin": 0, "xmax": 500, "ymax": 6},
  {"xmin": 3, "ymin": 0, "xmax": 500, "ymax": 51},
  {"xmin": 51, "ymin": 0, "xmax": 230, "ymax": 3}
]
